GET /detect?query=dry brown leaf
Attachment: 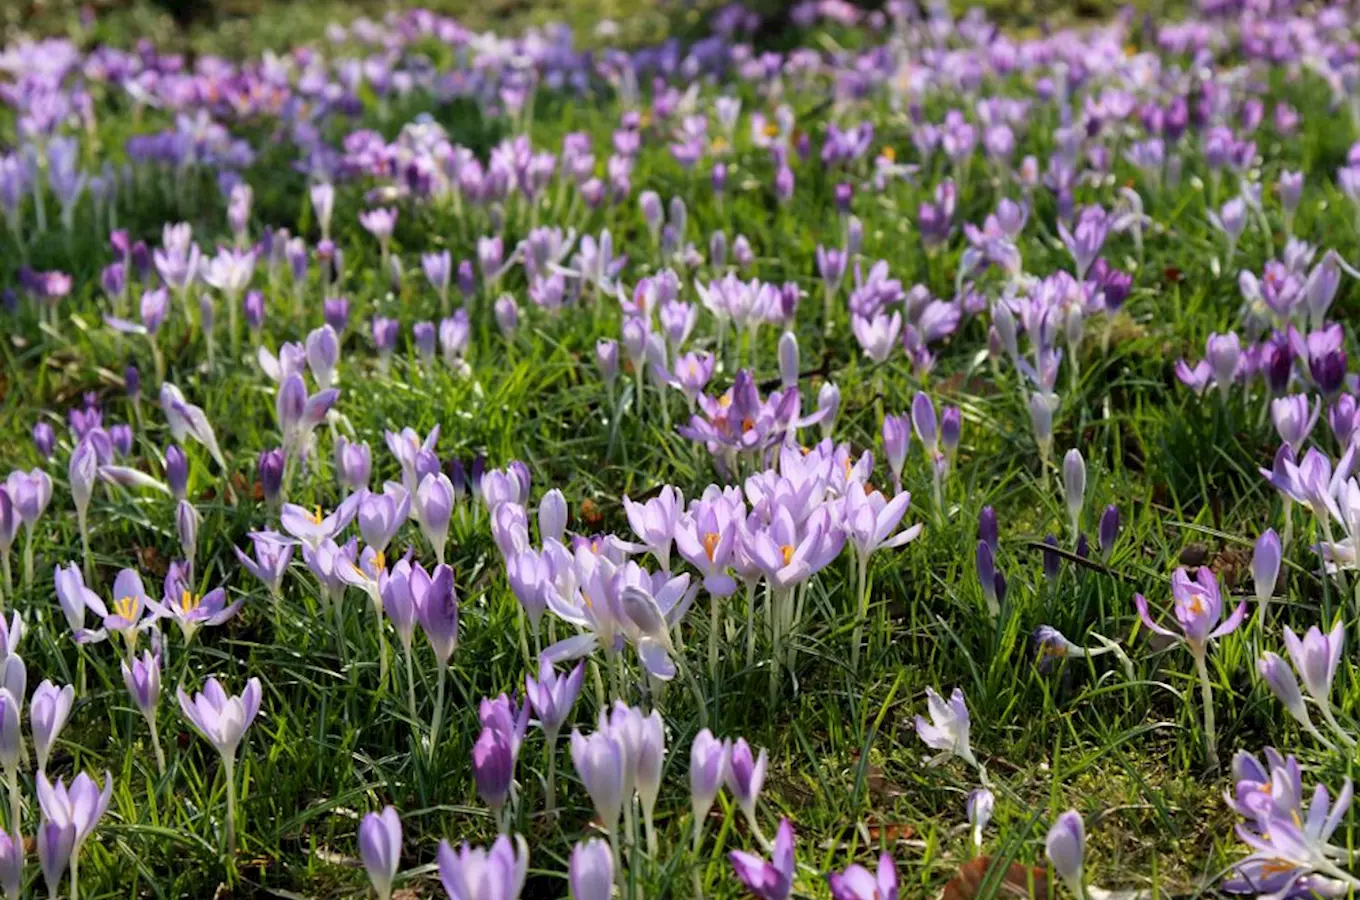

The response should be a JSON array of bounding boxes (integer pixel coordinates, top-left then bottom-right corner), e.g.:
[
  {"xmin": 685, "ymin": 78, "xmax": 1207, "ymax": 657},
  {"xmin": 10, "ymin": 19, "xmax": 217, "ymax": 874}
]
[
  {"xmin": 864, "ymin": 822, "xmax": 915, "ymax": 843},
  {"xmin": 939, "ymin": 856, "xmax": 1050, "ymax": 900}
]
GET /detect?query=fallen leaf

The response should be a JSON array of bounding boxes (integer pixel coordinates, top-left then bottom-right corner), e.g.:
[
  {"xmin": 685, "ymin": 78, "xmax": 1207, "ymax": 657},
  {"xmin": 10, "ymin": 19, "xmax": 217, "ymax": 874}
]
[
  {"xmin": 866, "ymin": 764, "xmax": 906, "ymax": 800},
  {"xmin": 940, "ymin": 856, "xmax": 1050, "ymax": 900},
  {"xmin": 865, "ymin": 821, "xmax": 915, "ymax": 843}
]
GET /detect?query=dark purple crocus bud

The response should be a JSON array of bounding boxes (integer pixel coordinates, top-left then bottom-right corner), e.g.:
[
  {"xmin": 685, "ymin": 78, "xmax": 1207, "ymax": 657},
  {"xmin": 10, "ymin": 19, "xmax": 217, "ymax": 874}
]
[
  {"xmin": 472, "ymin": 724, "xmax": 514, "ymax": 813},
  {"xmin": 372, "ymin": 316, "xmax": 400, "ymax": 357},
  {"xmin": 1098, "ymin": 505, "xmax": 1119, "ymax": 562},
  {"xmin": 31, "ymin": 422, "xmax": 55, "ymax": 460},
  {"xmin": 413, "ymin": 321, "xmax": 436, "ymax": 362},
  {"xmin": 979, "ymin": 506, "xmax": 998, "ymax": 553},
  {"xmin": 712, "ymin": 162, "xmax": 728, "ymax": 194},
  {"xmin": 941, "ymin": 406, "xmax": 961, "ymax": 457},
  {"xmin": 993, "ymin": 569, "xmax": 1007, "ymax": 606},
  {"xmin": 1042, "ymin": 534, "xmax": 1061, "ymax": 581},
  {"xmin": 165, "ymin": 444, "xmax": 189, "ymax": 499},
  {"xmin": 110, "ymin": 229, "xmax": 129, "ymax": 258},
  {"xmin": 244, "ymin": 290, "xmax": 265, "ymax": 332},
  {"xmin": 834, "ymin": 182, "xmax": 853, "ymax": 212},
  {"xmin": 110, "ymin": 424, "xmax": 133, "ymax": 457},
  {"xmin": 258, "ymin": 448, "xmax": 285, "ymax": 503},
  {"xmin": 447, "ymin": 458, "xmax": 468, "ymax": 502},
  {"xmin": 324, "ymin": 296, "xmax": 350, "ymax": 333},
  {"xmin": 1075, "ymin": 533, "xmax": 1089, "ymax": 559},
  {"xmin": 457, "ymin": 260, "xmax": 476, "ymax": 297},
  {"xmin": 1305, "ymin": 325, "xmax": 1347, "ymax": 396},
  {"xmin": 124, "ymin": 365, "xmax": 141, "ymax": 400},
  {"xmin": 1329, "ymin": 394, "xmax": 1358, "ymax": 447},
  {"xmin": 101, "ymin": 263, "xmax": 125, "ymax": 299},
  {"xmin": 1261, "ymin": 335, "xmax": 1293, "ymax": 396},
  {"xmin": 130, "ymin": 241, "xmax": 151, "ymax": 280},
  {"xmin": 470, "ymin": 455, "xmax": 486, "ymax": 498},
  {"xmin": 976, "ymin": 541, "xmax": 996, "ymax": 608}
]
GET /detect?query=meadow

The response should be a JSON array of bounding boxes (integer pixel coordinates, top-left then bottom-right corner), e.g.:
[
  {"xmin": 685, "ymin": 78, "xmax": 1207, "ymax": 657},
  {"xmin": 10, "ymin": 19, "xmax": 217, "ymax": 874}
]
[{"xmin": 0, "ymin": 0, "xmax": 1356, "ymax": 897}]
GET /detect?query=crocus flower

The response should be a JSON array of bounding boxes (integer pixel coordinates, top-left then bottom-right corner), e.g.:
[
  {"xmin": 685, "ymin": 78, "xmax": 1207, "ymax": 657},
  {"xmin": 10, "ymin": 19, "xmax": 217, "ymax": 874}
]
[
  {"xmin": 30, "ymin": 680, "xmax": 73, "ymax": 774},
  {"xmin": 76, "ymin": 568, "xmax": 155, "ymax": 649},
  {"xmin": 0, "ymin": 829, "xmax": 20, "ymax": 899},
  {"xmin": 159, "ymin": 383, "xmax": 225, "ymax": 471},
  {"xmin": 569, "ymin": 838, "xmax": 613, "ymax": 900},
  {"xmin": 1135, "ymin": 567, "xmax": 1246, "ymax": 769},
  {"xmin": 280, "ymin": 493, "xmax": 360, "ymax": 550},
  {"xmin": 730, "ymin": 818, "xmax": 795, "ymax": 900},
  {"xmin": 1062, "ymin": 449, "xmax": 1085, "ymax": 537},
  {"xmin": 914, "ymin": 687, "xmax": 979, "ymax": 769},
  {"xmin": 37, "ymin": 820, "xmax": 74, "ymax": 900},
  {"xmin": 1282, "ymin": 622, "xmax": 1353, "ymax": 747},
  {"xmin": 727, "ymin": 738, "xmax": 767, "ymax": 835},
  {"xmin": 35, "ymin": 769, "xmax": 108, "ymax": 900},
  {"xmin": 234, "ymin": 531, "xmax": 294, "ymax": 596},
  {"xmin": 524, "ymin": 658, "xmax": 584, "ymax": 742},
  {"xmin": 437, "ymin": 834, "xmax": 528, "ymax": 900},
  {"xmin": 1252, "ymin": 529, "xmax": 1280, "ymax": 622},
  {"xmin": 828, "ymin": 851, "xmax": 897, "ymax": 900},
  {"xmin": 121, "ymin": 649, "xmax": 165, "ymax": 771},
  {"xmin": 690, "ymin": 729, "xmax": 730, "ymax": 839},
  {"xmin": 358, "ymin": 806, "xmax": 401, "ymax": 900},
  {"xmin": 177, "ymin": 677, "xmax": 262, "ymax": 853},
  {"xmin": 967, "ymin": 789, "xmax": 994, "ymax": 849},
  {"xmin": 54, "ymin": 563, "xmax": 106, "ymax": 634},
  {"xmin": 473, "ymin": 724, "xmax": 515, "ymax": 823},
  {"xmin": 570, "ymin": 726, "xmax": 626, "ymax": 833},
  {"xmin": 622, "ymin": 486, "xmax": 682, "ymax": 571},
  {"xmin": 359, "ymin": 484, "xmax": 410, "ymax": 553},
  {"xmin": 1045, "ymin": 811, "xmax": 1085, "ymax": 897},
  {"xmin": 150, "ymin": 569, "xmax": 241, "ymax": 644},
  {"xmin": 1097, "ymin": 505, "xmax": 1119, "ymax": 562}
]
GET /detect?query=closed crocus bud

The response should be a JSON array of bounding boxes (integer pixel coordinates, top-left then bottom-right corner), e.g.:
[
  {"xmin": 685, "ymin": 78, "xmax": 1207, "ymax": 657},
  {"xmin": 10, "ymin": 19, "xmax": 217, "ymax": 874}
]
[
  {"xmin": 690, "ymin": 729, "xmax": 729, "ymax": 827},
  {"xmin": 124, "ymin": 365, "xmax": 141, "ymax": 401},
  {"xmin": 1029, "ymin": 393, "xmax": 1053, "ymax": 459},
  {"xmin": 1045, "ymin": 811, "xmax": 1085, "ymax": 895},
  {"xmin": 1252, "ymin": 528, "xmax": 1281, "ymax": 611},
  {"xmin": 978, "ymin": 506, "xmax": 998, "ymax": 553},
  {"xmin": 0, "ymin": 690, "xmax": 18, "ymax": 773},
  {"xmin": 976, "ymin": 541, "xmax": 997, "ymax": 609},
  {"xmin": 472, "ymin": 724, "xmax": 514, "ymax": 815},
  {"xmin": 416, "ymin": 473, "xmax": 454, "ymax": 561},
  {"xmin": 0, "ymin": 829, "xmax": 21, "ymax": 899},
  {"xmin": 176, "ymin": 499, "xmax": 199, "ymax": 562},
  {"xmin": 1329, "ymin": 394, "xmax": 1358, "ymax": 446},
  {"xmin": 570, "ymin": 728, "xmax": 626, "ymax": 831},
  {"xmin": 358, "ymin": 806, "xmax": 402, "ymax": 900},
  {"xmin": 323, "ymin": 296, "xmax": 350, "ymax": 333},
  {"xmin": 1062, "ymin": 449, "xmax": 1086, "ymax": 532},
  {"xmin": 911, "ymin": 392, "xmax": 938, "ymax": 455},
  {"xmin": 165, "ymin": 444, "xmax": 188, "ymax": 499},
  {"xmin": 306, "ymin": 325, "xmax": 340, "ymax": 388},
  {"xmin": 940, "ymin": 406, "xmax": 961, "ymax": 457},
  {"xmin": 30, "ymin": 681, "xmax": 74, "ymax": 773},
  {"xmin": 727, "ymin": 738, "xmax": 767, "ymax": 826},
  {"xmin": 778, "ymin": 332, "xmax": 799, "ymax": 389},
  {"xmin": 1278, "ymin": 170, "xmax": 1304, "ymax": 214},
  {"xmin": 846, "ymin": 216, "xmax": 864, "ymax": 256},
  {"xmin": 967, "ymin": 789, "xmax": 994, "ymax": 848},
  {"xmin": 413, "ymin": 322, "xmax": 437, "ymax": 362},
  {"xmin": 258, "ymin": 448, "xmax": 285, "ymax": 503},
  {"xmin": 538, "ymin": 489, "xmax": 567, "ymax": 544},
  {"xmin": 38, "ymin": 820, "xmax": 74, "ymax": 899},
  {"xmin": 1098, "ymin": 505, "xmax": 1119, "ymax": 562},
  {"xmin": 1205, "ymin": 332, "xmax": 1241, "ymax": 394},
  {"xmin": 335, "ymin": 438, "xmax": 372, "ymax": 492},
  {"xmin": 244, "ymin": 290, "xmax": 265, "ymax": 332},
  {"xmin": 1042, "ymin": 535, "xmax": 1061, "ymax": 581},
  {"xmin": 32, "ymin": 422, "xmax": 55, "ymax": 460},
  {"xmin": 817, "ymin": 382, "xmax": 841, "ymax": 438},
  {"xmin": 596, "ymin": 339, "xmax": 620, "ymax": 389},
  {"xmin": 640, "ymin": 191, "xmax": 663, "ymax": 242},
  {"xmin": 69, "ymin": 440, "xmax": 98, "ymax": 519},
  {"xmin": 882, "ymin": 414, "xmax": 909, "ymax": 489},
  {"xmin": 1258, "ymin": 652, "xmax": 1312, "ymax": 728},
  {"xmin": 709, "ymin": 231, "xmax": 728, "ymax": 268},
  {"xmin": 711, "ymin": 162, "xmax": 728, "ymax": 194},
  {"xmin": 569, "ymin": 838, "xmax": 614, "ymax": 900},
  {"xmin": 413, "ymin": 563, "xmax": 459, "ymax": 668},
  {"xmin": 494, "ymin": 295, "xmax": 519, "ymax": 338}
]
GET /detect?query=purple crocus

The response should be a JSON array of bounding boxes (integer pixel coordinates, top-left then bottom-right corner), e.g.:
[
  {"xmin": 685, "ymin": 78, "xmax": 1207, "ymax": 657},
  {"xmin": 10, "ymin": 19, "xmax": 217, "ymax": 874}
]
[
  {"xmin": 36, "ymin": 770, "xmax": 112, "ymax": 899},
  {"xmin": 149, "ymin": 567, "xmax": 242, "ymax": 644},
  {"xmin": 177, "ymin": 676, "xmax": 263, "ymax": 853},
  {"xmin": 234, "ymin": 531, "xmax": 294, "ymax": 596},
  {"xmin": 1135, "ymin": 567, "xmax": 1246, "ymax": 768},
  {"xmin": 730, "ymin": 818, "xmax": 795, "ymax": 900},
  {"xmin": 358, "ymin": 806, "xmax": 402, "ymax": 900},
  {"xmin": 121, "ymin": 649, "xmax": 164, "ymax": 772},
  {"xmin": 828, "ymin": 852, "xmax": 897, "ymax": 900},
  {"xmin": 437, "ymin": 834, "xmax": 528, "ymax": 900}
]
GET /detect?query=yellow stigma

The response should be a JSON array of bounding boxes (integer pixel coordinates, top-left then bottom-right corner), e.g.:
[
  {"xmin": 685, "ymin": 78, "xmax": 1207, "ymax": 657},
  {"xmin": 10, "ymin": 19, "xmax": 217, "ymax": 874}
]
[
  {"xmin": 710, "ymin": 136, "xmax": 729, "ymax": 153},
  {"xmin": 718, "ymin": 393, "xmax": 733, "ymax": 409},
  {"xmin": 373, "ymin": 550, "xmax": 386, "ymax": 572},
  {"xmin": 310, "ymin": 505, "xmax": 324, "ymax": 525},
  {"xmin": 703, "ymin": 532, "xmax": 720, "ymax": 561},
  {"xmin": 179, "ymin": 589, "xmax": 201, "ymax": 614},
  {"xmin": 763, "ymin": 122, "xmax": 780, "ymax": 137},
  {"xmin": 1188, "ymin": 596, "xmax": 1205, "ymax": 615},
  {"xmin": 881, "ymin": 146, "xmax": 896, "ymax": 162},
  {"xmin": 780, "ymin": 544, "xmax": 795, "ymax": 566}
]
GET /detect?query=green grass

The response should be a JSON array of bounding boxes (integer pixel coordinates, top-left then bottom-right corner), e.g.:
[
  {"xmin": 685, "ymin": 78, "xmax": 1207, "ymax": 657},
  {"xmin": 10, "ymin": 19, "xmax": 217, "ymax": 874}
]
[{"xmin": 0, "ymin": 3, "xmax": 1356, "ymax": 900}]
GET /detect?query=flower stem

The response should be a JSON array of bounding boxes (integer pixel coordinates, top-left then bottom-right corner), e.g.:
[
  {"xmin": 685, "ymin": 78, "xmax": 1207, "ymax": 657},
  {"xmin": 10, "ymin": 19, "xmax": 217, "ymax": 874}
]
[
  {"xmin": 850, "ymin": 554, "xmax": 870, "ymax": 674},
  {"xmin": 5, "ymin": 766, "xmax": 18, "ymax": 834},
  {"xmin": 69, "ymin": 849, "xmax": 79, "ymax": 900},
  {"xmin": 22, "ymin": 525, "xmax": 34, "ymax": 591},
  {"xmin": 708, "ymin": 591, "xmax": 721, "ymax": 678},
  {"xmin": 148, "ymin": 715, "xmax": 166, "ymax": 775},
  {"xmin": 224, "ymin": 756, "xmax": 238, "ymax": 857},
  {"xmin": 544, "ymin": 734, "xmax": 558, "ymax": 817},
  {"xmin": 1194, "ymin": 650, "xmax": 1219, "ymax": 771},
  {"xmin": 429, "ymin": 664, "xmax": 447, "ymax": 761}
]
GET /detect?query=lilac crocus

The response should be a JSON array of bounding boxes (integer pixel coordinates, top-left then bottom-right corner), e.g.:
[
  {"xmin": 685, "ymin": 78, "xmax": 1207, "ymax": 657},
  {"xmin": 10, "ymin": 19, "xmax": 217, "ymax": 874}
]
[
  {"xmin": 828, "ymin": 852, "xmax": 897, "ymax": 900},
  {"xmin": 358, "ymin": 806, "xmax": 402, "ymax": 900},
  {"xmin": 571, "ymin": 725, "xmax": 626, "ymax": 832},
  {"xmin": 730, "ymin": 818, "xmax": 795, "ymax": 900},
  {"xmin": 149, "ymin": 569, "xmax": 241, "ymax": 645},
  {"xmin": 160, "ymin": 383, "xmax": 226, "ymax": 471},
  {"xmin": 1282, "ymin": 622, "xmax": 1353, "ymax": 747},
  {"xmin": 727, "ymin": 738, "xmax": 767, "ymax": 836},
  {"xmin": 414, "ymin": 562, "xmax": 458, "ymax": 756},
  {"xmin": 280, "ymin": 493, "xmax": 360, "ymax": 550},
  {"xmin": 690, "ymin": 729, "xmax": 730, "ymax": 841},
  {"xmin": 121, "ymin": 649, "xmax": 164, "ymax": 771},
  {"xmin": 1058, "ymin": 205, "xmax": 1109, "ymax": 279},
  {"xmin": 473, "ymin": 724, "xmax": 515, "ymax": 825},
  {"xmin": 437, "ymin": 834, "xmax": 528, "ymax": 900},
  {"xmin": 1045, "ymin": 811, "xmax": 1085, "ymax": 897},
  {"xmin": 1271, "ymin": 395, "xmax": 1320, "ymax": 452},
  {"xmin": 622, "ymin": 486, "xmax": 682, "ymax": 571},
  {"xmin": 1135, "ymin": 567, "xmax": 1246, "ymax": 768},
  {"xmin": 967, "ymin": 789, "xmax": 994, "ymax": 849},
  {"xmin": 569, "ymin": 838, "xmax": 613, "ymax": 900},
  {"xmin": 36, "ymin": 770, "xmax": 112, "ymax": 899},
  {"xmin": 177, "ymin": 677, "xmax": 262, "ymax": 853},
  {"xmin": 30, "ymin": 680, "xmax": 74, "ymax": 774},
  {"xmin": 234, "ymin": 531, "xmax": 294, "ymax": 596},
  {"xmin": 915, "ymin": 687, "xmax": 979, "ymax": 769},
  {"xmin": 1252, "ymin": 529, "xmax": 1281, "ymax": 623}
]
